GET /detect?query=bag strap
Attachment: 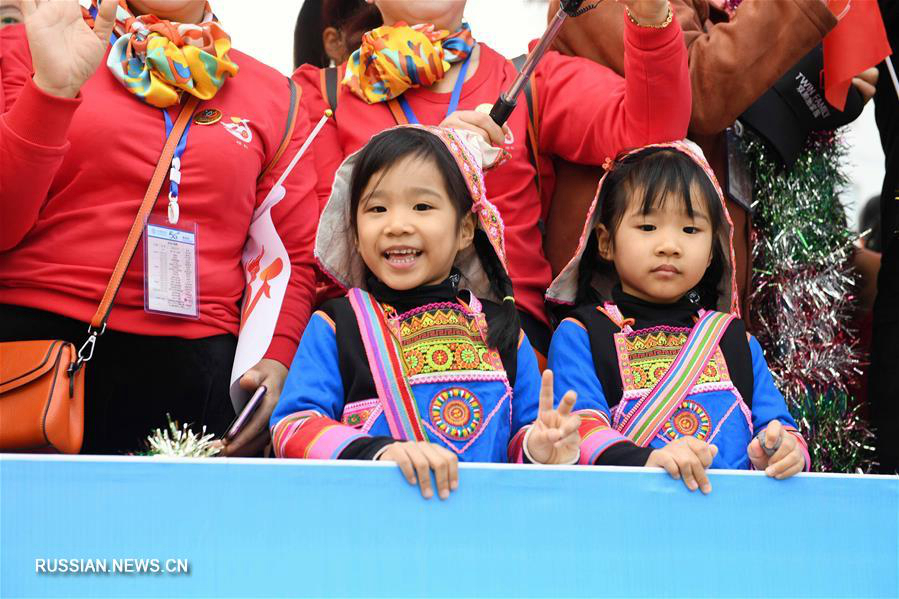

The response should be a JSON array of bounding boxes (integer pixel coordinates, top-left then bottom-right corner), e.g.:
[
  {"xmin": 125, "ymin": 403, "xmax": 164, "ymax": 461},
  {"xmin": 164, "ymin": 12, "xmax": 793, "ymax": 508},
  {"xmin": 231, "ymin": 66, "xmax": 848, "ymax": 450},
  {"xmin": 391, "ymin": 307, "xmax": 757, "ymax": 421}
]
[
  {"xmin": 347, "ymin": 288, "xmax": 430, "ymax": 442},
  {"xmin": 616, "ymin": 309, "xmax": 736, "ymax": 447},
  {"xmin": 258, "ymin": 77, "xmax": 301, "ymax": 182},
  {"xmin": 72, "ymin": 96, "xmax": 200, "ymax": 374},
  {"xmin": 510, "ymin": 54, "xmax": 541, "ymax": 202},
  {"xmin": 319, "ymin": 65, "xmax": 341, "ymax": 121}
]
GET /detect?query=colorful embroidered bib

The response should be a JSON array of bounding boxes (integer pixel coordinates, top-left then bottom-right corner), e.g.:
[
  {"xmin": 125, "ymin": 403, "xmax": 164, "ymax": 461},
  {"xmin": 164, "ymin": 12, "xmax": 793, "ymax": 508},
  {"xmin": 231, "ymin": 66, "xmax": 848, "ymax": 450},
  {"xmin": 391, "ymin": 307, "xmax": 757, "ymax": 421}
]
[
  {"xmin": 348, "ymin": 288, "xmax": 511, "ymax": 453},
  {"xmin": 342, "ymin": 22, "xmax": 475, "ymax": 104},
  {"xmin": 600, "ymin": 303, "xmax": 736, "ymax": 446}
]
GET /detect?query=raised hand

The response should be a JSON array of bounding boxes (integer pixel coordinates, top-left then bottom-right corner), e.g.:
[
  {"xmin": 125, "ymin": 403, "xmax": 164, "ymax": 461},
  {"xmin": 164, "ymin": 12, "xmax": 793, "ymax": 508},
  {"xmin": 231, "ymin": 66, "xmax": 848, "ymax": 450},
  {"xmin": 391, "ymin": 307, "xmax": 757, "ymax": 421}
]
[
  {"xmin": 378, "ymin": 441, "xmax": 459, "ymax": 500},
  {"xmin": 646, "ymin": 436, "xmax": 718, "ymax": 494},
  {"xmin": 21, "ymin": 0, "xmax": 118, "ymax": 98},
  {"xmin": 747, "ymin": 419, "xmax": 806, "ymax": 480},
  {"xmin": 616, "ymin": 0, "xmax": 670, "ymax": 26},
  {"xmin": 525, "ymin": 370, "xmax": 582, "ymax": 465}
]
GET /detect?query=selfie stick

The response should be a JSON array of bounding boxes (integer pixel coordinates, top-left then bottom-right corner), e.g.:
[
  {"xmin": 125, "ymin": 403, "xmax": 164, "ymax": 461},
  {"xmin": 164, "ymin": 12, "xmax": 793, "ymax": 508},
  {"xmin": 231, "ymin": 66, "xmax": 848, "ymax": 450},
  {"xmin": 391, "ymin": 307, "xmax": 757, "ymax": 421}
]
[{"xmin": 488, "ymin": 0, "xmax": 601, "ymax": 127}]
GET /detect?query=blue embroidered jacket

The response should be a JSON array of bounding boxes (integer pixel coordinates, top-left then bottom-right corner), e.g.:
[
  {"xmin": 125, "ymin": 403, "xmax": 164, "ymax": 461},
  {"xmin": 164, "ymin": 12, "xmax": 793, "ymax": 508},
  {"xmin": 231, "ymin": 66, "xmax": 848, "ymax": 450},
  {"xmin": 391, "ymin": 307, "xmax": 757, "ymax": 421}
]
[
  {"xmin": 547, "ymin": 292, "xmax": 809, "ymax": 470},
  {"xmin": 272, "ymin": 293, "xmax": 542, "ymax": 463}
]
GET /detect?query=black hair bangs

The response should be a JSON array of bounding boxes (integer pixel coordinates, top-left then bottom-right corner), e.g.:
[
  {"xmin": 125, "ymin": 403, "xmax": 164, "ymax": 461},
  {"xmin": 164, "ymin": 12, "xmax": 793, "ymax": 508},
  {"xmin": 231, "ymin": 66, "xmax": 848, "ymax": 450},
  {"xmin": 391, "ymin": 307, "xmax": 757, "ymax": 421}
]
[
  {"xmin": 348, "ymin": 127, "xmax": 474, "ymax": 230},
  {"xmin": 608, "ymin": 149, "xmax": 723, "ymax": 231}
]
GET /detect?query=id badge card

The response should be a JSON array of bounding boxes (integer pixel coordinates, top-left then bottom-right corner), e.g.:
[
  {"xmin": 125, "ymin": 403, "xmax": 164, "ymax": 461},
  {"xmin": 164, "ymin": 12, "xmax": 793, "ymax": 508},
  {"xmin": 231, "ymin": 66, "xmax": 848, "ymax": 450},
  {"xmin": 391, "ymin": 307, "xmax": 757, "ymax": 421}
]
[
  {"xmin": 725, "ymin": 123, "xmax": 753, "ymax": 212},
  {"xmin": 143, "ymin": 216, "xmax": 200, "ymax": 319}
]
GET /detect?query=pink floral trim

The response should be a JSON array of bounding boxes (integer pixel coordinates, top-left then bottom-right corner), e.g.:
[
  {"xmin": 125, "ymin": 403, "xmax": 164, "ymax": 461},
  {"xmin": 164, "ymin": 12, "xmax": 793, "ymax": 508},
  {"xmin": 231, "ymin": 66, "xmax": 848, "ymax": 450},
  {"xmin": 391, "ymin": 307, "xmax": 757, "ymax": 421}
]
[
  {"xmin": 410, "ymin": 372, "xmax": 508, "ymax": 386},
  {"xmin": 388, "ymin": 300, "xmax": 475, "ymax": 321},
  {"xmin": 341, "ymin": 398, "xmax": 383, "ymax": 433},
  {"xmin": 612, "ymin": 399, "xmax": 630, "ymax": 430}
]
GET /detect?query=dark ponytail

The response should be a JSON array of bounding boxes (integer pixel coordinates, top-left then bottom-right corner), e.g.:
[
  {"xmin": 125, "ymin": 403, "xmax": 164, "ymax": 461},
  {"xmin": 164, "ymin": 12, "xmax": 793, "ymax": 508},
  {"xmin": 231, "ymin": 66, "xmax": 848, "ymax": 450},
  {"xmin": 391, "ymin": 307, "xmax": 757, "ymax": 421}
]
[{"xmin": 473, "ymin": 230, "xmax": 520, "ymax": 358}]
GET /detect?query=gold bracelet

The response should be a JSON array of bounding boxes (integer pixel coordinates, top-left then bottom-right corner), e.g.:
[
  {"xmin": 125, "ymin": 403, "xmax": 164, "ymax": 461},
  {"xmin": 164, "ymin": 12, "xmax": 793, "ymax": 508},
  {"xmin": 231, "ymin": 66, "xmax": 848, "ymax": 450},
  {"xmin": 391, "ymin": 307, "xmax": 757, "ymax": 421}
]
[{"xmin": 626, "ymin": 3, "xmax": 673, "ymax": 28}]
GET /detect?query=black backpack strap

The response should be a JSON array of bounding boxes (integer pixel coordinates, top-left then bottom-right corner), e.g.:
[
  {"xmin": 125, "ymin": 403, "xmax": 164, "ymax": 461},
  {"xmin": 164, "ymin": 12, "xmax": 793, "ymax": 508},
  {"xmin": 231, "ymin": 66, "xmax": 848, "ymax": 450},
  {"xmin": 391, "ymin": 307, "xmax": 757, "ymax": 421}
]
[
  {"xmin": 320, "ymin": 65, "xmax": 340, "ymax": 122},
  {"xmin": 510, "ymin": 53, "xmax": 543, "ymax": 230},
  {"xmin": 322, "ymin": 298, "xmax": 377, "ymax": 405},
  {"xmin": 716, "ymin": 318, "xmax": 754, "ymax": 409},
  {"xmin": 570, "ymin": 305, "xmax": 623, "ymax": 406},
  {"xmin": 481, "ymin": 299, "xmax": 518, "ymax": 387}
]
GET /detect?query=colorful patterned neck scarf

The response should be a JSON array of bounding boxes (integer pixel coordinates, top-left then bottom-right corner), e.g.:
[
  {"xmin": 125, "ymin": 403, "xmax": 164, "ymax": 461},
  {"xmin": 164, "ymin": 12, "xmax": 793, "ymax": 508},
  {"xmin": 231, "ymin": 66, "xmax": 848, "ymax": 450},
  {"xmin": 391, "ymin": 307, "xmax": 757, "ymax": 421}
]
[
  {"xmin": 342, "ymin": 22, "xmax": 475, "ymax": 104},
  {"xmin": 85, "ymin": 0, "xmax": 238, "ymax": 108}
]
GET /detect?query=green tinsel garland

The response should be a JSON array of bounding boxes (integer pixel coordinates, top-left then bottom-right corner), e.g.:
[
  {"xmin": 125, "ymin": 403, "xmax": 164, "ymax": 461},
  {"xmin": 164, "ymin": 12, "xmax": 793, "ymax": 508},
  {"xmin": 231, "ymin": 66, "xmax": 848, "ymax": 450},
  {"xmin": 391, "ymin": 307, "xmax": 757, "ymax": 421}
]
[{"xmin": 741, "ymin": 131, "xmax": 875, "ymax": 473}]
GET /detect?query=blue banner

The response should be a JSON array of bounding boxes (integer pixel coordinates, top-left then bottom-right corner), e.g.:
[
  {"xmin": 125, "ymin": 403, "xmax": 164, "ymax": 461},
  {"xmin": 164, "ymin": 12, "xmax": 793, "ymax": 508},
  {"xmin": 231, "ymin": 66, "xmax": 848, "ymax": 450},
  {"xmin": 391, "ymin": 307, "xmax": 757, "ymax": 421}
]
[{"xmin": 1, "ymin": 455, "xmax": 897, "ymax": 598}]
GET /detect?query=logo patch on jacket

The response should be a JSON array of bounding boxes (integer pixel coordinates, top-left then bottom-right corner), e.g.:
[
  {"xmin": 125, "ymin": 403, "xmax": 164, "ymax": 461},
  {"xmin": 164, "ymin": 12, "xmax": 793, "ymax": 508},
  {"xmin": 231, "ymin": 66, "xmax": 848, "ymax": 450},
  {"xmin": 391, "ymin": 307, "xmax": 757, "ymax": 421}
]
[{"xmin": 222, "ymin": 116, "xmax": 253, "ymax": 143}]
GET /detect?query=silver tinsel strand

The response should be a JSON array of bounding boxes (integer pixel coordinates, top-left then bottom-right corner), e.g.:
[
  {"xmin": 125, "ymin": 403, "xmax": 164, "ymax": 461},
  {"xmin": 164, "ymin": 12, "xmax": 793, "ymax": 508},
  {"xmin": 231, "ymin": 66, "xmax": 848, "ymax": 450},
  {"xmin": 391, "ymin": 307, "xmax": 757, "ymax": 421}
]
[{"xmin": 742, "ymin": 131, "xmax": 875, "ymax": 472}]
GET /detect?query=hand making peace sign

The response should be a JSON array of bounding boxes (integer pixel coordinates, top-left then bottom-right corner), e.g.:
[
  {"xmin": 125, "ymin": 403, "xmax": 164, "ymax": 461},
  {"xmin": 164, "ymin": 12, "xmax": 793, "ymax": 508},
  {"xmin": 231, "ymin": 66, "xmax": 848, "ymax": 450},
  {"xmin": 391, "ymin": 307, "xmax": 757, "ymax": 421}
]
[{"xmin": 525, "ymin": 370, "xmax": 582, "ymax": 465}]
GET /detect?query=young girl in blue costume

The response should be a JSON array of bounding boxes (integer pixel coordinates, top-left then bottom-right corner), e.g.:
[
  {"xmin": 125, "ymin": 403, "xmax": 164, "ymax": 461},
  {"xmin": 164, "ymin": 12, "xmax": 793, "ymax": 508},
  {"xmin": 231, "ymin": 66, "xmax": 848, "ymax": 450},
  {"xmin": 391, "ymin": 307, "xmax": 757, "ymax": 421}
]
[
  {"xmin": 272, "ymin": 126, "xmax": 582, "ymax": 500},
  {"xmin": 546, "ymin": 141, "xmax": 810, "ymax": 494}
]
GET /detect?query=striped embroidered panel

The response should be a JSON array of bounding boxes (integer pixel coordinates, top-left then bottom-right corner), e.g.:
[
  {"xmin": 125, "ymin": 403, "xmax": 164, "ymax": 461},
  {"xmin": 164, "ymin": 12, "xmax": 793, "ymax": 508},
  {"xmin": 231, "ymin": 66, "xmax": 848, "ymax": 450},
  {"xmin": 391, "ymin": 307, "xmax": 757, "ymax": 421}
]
[
  {"xmin": 576, "ymin": 410, "xmax": 630, "ymax": 465},
  {"xmin": 272, "ymin": 411, "xmax": 366, "ymax": 459},
  {"xmin": 348, "ymin": 288, "xmax": 429, "ymax": 442},
  {"xmin": 618, "ymin": 310, "xmax": 736, "ymax": 447}
]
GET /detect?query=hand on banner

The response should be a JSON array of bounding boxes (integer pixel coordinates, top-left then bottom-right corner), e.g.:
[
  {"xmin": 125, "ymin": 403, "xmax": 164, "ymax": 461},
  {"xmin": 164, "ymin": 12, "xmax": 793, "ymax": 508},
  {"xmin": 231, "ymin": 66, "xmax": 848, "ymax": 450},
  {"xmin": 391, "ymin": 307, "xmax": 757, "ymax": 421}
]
[
  {"xmin": 646, "ymin": 437, "xmax": 718, "ymax": 494},
  {"xmin": 378, "ymin": 441, "xmax": 459, "ymax": 500},
  {"xmin": 617, "ymin": 0, "xmax": 670, "ymax": 26},
  {"xmin": 20, "ymin": 0, "xmax": 117, "ymax": 98},
  {"xmin": 219, "ymin": 358, "xmax": 288, "ymax": 457},
  {"xmin": 525, "ymin": 370, "xmax": 582, "ymax": 465},
  {"xmin": 440, "ymin": 110, "xmax": 511, "ymax": 147},
  {"xmin": 747, "ymin": 419, "xmax": 805, "ymax": 479},
  {"xmin": 852, "ymin": 67, "xmax": 879, "ymax": 104}
]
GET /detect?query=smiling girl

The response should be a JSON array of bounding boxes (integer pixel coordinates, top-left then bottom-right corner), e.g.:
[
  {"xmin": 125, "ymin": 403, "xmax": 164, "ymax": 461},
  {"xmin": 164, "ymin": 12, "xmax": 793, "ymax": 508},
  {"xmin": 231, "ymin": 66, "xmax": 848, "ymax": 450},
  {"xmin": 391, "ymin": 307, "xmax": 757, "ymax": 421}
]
[{"xmin": 271, "ymin": 126, "xmax": 583, "ymax": 499}]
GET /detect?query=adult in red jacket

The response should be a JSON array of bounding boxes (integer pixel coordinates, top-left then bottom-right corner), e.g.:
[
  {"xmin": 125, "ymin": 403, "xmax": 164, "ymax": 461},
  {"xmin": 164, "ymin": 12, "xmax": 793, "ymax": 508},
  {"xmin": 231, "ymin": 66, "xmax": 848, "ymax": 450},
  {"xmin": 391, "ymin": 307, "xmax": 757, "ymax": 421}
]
[
  {"xmin": 293, "ymin": 0, "xmax": 691, "ymax": 364},
  {"xmin": 0, "ymin": 0, "xmax": 319, "ymax": 455}
]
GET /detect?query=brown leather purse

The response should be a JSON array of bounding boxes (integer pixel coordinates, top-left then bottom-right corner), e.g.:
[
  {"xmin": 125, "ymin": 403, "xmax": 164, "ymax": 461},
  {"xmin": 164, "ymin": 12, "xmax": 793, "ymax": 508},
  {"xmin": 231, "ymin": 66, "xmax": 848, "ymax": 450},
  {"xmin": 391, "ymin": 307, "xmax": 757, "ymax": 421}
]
[{"xmin": 0, "ymin": 97, "xmax": 199, "ymax": 454}]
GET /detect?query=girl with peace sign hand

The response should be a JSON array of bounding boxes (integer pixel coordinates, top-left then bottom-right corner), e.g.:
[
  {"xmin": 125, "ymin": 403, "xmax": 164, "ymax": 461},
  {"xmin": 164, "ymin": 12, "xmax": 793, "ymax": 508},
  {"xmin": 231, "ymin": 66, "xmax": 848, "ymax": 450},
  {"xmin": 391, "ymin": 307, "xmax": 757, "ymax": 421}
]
[{"xmin": 272, "ymin": 126, "xmax": 587, "ymax": 501}]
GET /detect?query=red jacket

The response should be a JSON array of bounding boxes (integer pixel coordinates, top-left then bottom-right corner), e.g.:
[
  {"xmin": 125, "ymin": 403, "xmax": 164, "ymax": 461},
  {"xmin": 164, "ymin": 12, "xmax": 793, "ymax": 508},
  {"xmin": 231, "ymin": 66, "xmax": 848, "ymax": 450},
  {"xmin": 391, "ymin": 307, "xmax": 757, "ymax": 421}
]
[
  {"xmin": 293, "ymin": 13, "xmax": 691, "ymax": 326},
  {"xmin": 0, "ymin": 25, "xmax": 318, "ymax": 366}
]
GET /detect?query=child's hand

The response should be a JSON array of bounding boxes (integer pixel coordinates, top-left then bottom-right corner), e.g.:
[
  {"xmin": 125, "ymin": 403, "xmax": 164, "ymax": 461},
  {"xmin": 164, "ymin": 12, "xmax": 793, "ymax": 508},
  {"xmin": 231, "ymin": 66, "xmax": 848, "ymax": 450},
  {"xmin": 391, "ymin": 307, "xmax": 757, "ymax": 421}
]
[
  {"xmin": 646, "ymin": 437, "xmax": 718, "ymax": 494},
  {"xmin": 378, "ymin": 441, "xmax": 459, "ymax": 500},
  {"xmin": 525, "ymin": 370, "xmax": 582, "ymax": 464},
  {"xmin": 747, "ymin": 420, "xmax": 805, "ymax": 479}
]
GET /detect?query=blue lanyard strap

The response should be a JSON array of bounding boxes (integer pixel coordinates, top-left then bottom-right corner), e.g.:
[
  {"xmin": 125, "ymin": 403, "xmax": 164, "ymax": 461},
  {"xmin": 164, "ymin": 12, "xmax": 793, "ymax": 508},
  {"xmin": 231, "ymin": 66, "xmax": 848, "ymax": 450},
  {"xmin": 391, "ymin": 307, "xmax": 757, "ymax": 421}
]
[
  {"xmin": 163, "ymin": 108, "xmax": 193, "ymax": 223},
  {"xmin": 397, "ymin": 52, "xmax": 472, "ymax": 125}
]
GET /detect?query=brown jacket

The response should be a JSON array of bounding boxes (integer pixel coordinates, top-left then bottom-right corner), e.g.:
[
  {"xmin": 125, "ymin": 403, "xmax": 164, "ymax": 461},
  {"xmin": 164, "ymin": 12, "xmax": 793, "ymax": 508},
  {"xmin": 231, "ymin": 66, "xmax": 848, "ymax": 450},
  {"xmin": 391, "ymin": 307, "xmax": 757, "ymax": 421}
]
[{"xmin": 543, "ymin": 0, "xmax": 836, "ymax": 312}]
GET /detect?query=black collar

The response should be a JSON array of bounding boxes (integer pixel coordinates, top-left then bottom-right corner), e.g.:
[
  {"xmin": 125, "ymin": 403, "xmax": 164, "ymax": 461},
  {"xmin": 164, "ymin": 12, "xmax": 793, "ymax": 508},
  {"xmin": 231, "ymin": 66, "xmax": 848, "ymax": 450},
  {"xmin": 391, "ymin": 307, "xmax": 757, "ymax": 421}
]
[
  {"xmin": 367, "ymin": 269, "xmax": 461, "ymax": 314},
  {"xmin": 611, "ymin": 285, "xmax": 699, "ymax": 329}
]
